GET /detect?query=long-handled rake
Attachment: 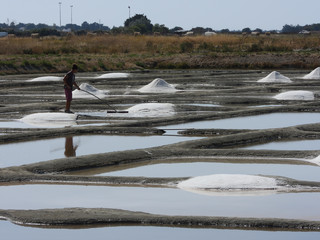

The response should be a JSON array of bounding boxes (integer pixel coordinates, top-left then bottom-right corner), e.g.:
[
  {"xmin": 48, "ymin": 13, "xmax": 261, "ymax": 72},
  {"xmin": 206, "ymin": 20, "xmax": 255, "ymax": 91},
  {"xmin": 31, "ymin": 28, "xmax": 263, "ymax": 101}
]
[{"xmin": 80, "ymin": 89, "xmax": 129, "ymax": 113}]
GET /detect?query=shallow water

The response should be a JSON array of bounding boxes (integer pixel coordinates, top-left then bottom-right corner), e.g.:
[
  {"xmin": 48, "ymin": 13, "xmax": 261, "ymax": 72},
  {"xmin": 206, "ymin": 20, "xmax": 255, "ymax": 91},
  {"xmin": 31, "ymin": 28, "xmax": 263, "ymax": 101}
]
[
  {"xmin": 1, "ymin": 221, "xmax": 319, "ymax": 240},
  {"xmin": 96, "ymin": 162, "xmax": 320, "ymax": 181},
  {"xmin": 248, "ymin": 104, "xmax": 283, "ymax": 108},
  {"xmin": 243, "ymin": 139, "xmax": 320, "ymax": 150},
  {"xmin": 0, "ymin": 120, "xmax": 44, "ymax": 128},
  {"xmin": 185, "ymin": 103, "xmax": 221, "ymax": 107},
  {"xmin": 0, "ymin": 120, "xmax": 108, "ymax": 129},
  {"xmin": 161, "ymin": 113, "xmax": 320, "ymax": 130},
  {"xmin": 0, "ymin": 135, "xmax": 202, "ymax": 168},
  {"xmin": 1, "ymin": 185, "xmax": 320, "ymax": 220}
]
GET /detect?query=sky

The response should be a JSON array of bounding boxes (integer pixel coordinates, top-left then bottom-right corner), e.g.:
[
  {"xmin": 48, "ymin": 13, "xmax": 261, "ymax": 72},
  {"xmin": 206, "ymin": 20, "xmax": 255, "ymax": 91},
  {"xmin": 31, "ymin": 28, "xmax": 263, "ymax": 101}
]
[{"xmin": 2, "ymin": 0, "xmax": 320, "ymax": 31}]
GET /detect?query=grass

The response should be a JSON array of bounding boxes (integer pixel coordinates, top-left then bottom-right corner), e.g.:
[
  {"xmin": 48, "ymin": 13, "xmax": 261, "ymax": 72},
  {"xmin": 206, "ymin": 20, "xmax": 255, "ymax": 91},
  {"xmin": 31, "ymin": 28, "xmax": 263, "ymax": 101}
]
[
  {"xmin": 0, "ymin": 34, "xmax": 319, "ymax": 74},
  {"xmin": 1, "ymin": 34, "xmax": 320, "ymax": 55}
]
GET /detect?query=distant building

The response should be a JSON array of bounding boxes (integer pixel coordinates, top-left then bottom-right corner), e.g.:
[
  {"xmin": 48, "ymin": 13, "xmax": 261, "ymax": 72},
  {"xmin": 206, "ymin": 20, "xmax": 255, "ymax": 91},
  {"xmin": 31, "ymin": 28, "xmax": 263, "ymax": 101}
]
[
  {"xmin": 204, "ymin": 31, "xmax": 217, "ymax": 36},
  {"xmin": 174, "ymin": 29, "xmax": 190, "ymax": 36},
  {"xmin": 299, "ymin": 30, "xmax": 311, "ymax": 35},
  {"xmin": 184, "ymin": 31, "xmax": 194, "ymax": 36},
  {"xmin": 62, "ymin": 28, "xmax": 72, "ymax": 33}
]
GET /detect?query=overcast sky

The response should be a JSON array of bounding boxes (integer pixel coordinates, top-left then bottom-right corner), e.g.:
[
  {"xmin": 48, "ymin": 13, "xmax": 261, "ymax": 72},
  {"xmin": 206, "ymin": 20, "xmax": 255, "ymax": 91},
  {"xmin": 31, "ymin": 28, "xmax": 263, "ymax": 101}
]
[{"xmin": 2, "ymin": 0, "xmax": 320, "ymax": 30}]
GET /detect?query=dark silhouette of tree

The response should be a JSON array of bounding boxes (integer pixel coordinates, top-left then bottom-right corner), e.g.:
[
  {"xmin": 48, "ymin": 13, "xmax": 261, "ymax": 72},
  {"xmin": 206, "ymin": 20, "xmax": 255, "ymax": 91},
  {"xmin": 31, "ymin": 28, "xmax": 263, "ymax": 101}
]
[
  {"xmin": 191, "ymin": 27, "xmax": 206, "ymax": 35},
  {"xmin": 220, "ymin": 29, "xmax": 230, "ymax": 33},
  {"xmin": 281, "ymin": 24, "xmax": 303, "ymax": 33},
  {"xmin": 124, "ymin": 14, "xmax": 153, "ymax": 34},
  {"xmin": 253, "ymin": 28, "xmax": 263, "ymax": 33},
  {"xmin": 170, "ymin": 26, "xmax": 183, "ymax": 33},
  {"xmin": 153, "ymin": 24, "xmax": 169, "ymax": 34},
  {"xmin": 242, "ymin": 27, "xmax": 252, "ymax": 33}
]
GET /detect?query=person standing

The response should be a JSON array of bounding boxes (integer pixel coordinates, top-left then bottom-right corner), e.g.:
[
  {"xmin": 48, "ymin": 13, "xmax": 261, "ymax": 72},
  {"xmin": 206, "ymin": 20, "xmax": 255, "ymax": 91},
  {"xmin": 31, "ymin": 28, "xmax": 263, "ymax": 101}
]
[{"xmin": 63, "ymin": 64, "xmax": 80, "ymax": 113}]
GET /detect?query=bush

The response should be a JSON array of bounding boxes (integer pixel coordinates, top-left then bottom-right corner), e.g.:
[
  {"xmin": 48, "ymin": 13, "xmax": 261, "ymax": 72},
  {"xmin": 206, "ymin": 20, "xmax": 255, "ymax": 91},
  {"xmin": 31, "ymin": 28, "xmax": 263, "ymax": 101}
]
[
  {"xmin": 248, "ymin": 43, "xmax": 263, "ymax": 52},
  {"xmin": 180, "ymin": 41, "xmax": 194, "ymax": 53}
]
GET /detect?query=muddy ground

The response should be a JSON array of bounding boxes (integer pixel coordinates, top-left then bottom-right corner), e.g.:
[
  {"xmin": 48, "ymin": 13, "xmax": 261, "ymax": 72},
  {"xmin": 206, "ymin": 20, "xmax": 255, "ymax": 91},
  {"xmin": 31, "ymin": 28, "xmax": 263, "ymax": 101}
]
[
  {"xmin": 1, "ymin": 52, "xmax": 320, "ymax": 75},
  {"xmin": 1, "ymin": 69, "xmax": 320, "ymax": 231}
]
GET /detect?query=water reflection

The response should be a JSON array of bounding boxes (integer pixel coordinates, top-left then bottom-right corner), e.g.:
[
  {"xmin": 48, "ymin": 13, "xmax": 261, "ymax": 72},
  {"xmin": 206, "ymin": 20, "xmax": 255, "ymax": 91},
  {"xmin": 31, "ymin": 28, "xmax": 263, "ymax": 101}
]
[
  {"xmin": 161, "ymin": 113, "xmax": 320, "ymax": 130},
  {"xmin": 95, "ymin": 162, "xmax": 320, "ymax": 182},
  {"xmin": 1, "ymin": 185, "xmax": 320, "ymax": 220},
  {"xmin": 0, "ymin": 135, "xmax": 202, "ymax": 168},
  {"xmin": 64, "ymin": 136, "xmax": 78, "ymax": 157},
  {"xmin": 243, "ymin": 139, "xmax": 320, "ymax": 150}
]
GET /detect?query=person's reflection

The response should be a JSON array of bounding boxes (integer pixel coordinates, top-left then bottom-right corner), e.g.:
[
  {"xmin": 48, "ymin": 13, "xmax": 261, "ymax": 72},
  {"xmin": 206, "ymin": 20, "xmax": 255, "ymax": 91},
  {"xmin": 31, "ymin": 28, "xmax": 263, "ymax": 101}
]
[{"xmin": 64, "ymin": 136, "xmax": 78, "ymax": 157}]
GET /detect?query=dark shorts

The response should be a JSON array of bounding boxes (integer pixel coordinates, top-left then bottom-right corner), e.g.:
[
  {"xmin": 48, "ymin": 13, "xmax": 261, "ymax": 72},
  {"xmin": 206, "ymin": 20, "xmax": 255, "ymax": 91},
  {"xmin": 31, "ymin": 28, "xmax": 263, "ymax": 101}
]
[{"xmin": 65, "ymin": 88, "xmax": 72, "ymax": 101}]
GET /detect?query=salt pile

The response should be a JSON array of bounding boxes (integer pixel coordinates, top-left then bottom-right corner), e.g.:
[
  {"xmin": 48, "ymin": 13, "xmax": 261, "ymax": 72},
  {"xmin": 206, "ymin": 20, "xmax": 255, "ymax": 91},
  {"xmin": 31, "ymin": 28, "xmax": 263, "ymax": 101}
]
[
  {"xmin": 309, "ymin": 155, "xmax": 320, "ymax": 166},
  {"xmin": 257, "ymin": 71, "xmax": 292, "ymax": 83},
  {"xmin": 27, "ymin": 76, "xmax": 62, "ymax": 82},
  {"xmin": 73, "ymin": 83, "xmax": 108, "ymax": 99},
  {"xmin": 302, "ymin": 67, "xmax": 320, "ymax": 79},
  {"xmin": 178, "ymin": 174, "xmax": 278, "ymax": 190},
  {"xmin": 20, "ymin": 112, "xmax": 77, "ymax": 127},
  {"xmin": 273, "ymin": 90, "xmax": 314, "ymax": 100},
  {"xmin": 177, "ymin": 174, "xmax": 280, "ymax": 196},
  {"xmin": 95, "ymin": 73, "xmax": 130, "ymax": 79},
  {"xmin": 138, "ymin": 78, "xmax": 177, "ymax": 93},
  {"xmin": 125, "ymin": 103, "xmax": 175, "ymax": 118}
]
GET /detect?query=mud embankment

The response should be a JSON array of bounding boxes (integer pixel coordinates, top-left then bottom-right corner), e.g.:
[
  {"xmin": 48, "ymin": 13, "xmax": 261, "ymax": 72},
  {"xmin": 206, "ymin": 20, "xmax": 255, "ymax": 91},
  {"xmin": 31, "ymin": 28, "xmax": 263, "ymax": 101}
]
[
  {"xmin": 1, "ymin": 208, "xmax": 320, "ymax": 231},
  {"xmin": 1, "ymin": 52, "xmax": 319, "ymax": 75}
]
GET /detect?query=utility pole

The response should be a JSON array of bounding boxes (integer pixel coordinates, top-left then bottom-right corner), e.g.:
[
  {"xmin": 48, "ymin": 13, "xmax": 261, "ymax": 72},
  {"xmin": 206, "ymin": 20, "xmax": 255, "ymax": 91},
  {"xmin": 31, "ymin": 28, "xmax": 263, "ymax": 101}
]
[
  {"xmin": 70, "ymin": 5, "xmax": 73, "ymax": 25},
  {"xmin": 128, "ymin": 6, "xmax": 131, "ymax": 19},
  {"xmin": 59, "ymin": 2, "xmax": 62, "ymax": 28}
]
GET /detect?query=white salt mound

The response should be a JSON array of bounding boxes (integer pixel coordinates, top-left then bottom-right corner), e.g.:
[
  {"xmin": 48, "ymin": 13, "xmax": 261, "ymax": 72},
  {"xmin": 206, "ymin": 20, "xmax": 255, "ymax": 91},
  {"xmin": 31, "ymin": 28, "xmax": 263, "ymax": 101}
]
[
  {"xmin": 21, "ymin": 112, "xmax": 77, "ymax": 127},
  {"xmin": 303, "ymin": 67, "xmax": 320, "ymax": 79},
  {"xmin": 73, "ymin": 83, "xmax": 108, "ymax": 99},
  {"xmin": 95, "ymin": 73, "xmax": 130, "ymax": 79},
  {"xmin": 177, "ymin": 174, "xmax": 278, "ymax": 190},
  {"xmin": 126, "ymin": 103, "xmax": 175, "ymax": 118},
  {"xmin": 21, "ymin": 112, "xmax": 77, "ymax": 122},
  {"xmin": 309, "ymin": 155, "xmax": 320, "ymax": 166},
  {"xmin": 273, "ymin": 90, "xmax": 314, "ymax": 100},
  {"xmin": 138, "ymin": 78, "xmax": 177, "ymax": 93},
  {"xmin": 258, "ymin": 71, "xmax": 292, "ymax": 83},
  {"xmin": 27, "ymin": 76, "xmax": 62, "ymax": 82}
]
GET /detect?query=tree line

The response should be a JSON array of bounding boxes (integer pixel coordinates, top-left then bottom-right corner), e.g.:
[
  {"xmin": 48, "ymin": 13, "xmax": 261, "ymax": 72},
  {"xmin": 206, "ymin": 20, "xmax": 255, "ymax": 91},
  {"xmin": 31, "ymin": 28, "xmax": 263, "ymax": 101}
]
[
  {"xmin": 281, "ymin": 24, "xmax": 320, "ymax": 34},
  {"xmin": 1, "ymin": 14, "xmax": 319, "ymax": 36},
  {"xmin": 0, "ymin": 21, "xmax": 110, "ymax": 36}
]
